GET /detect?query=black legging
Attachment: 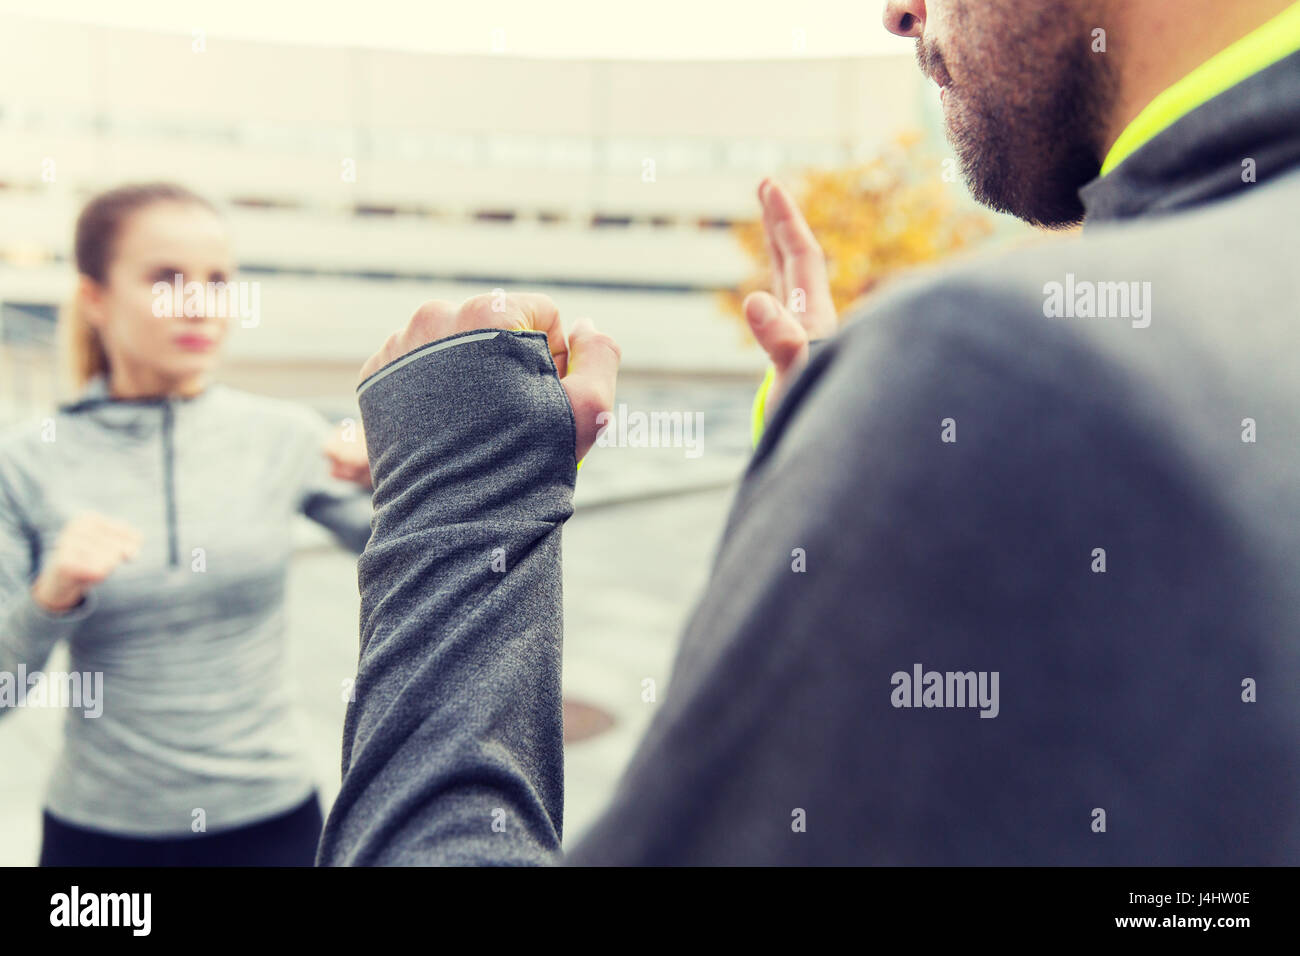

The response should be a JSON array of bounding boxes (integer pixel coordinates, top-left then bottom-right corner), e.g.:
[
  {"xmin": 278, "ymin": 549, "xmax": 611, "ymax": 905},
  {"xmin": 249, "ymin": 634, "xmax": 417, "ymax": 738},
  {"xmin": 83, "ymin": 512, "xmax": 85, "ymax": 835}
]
[{"xmin": 37, "ymin": 791, "xmax": 324, "ymax": 867}]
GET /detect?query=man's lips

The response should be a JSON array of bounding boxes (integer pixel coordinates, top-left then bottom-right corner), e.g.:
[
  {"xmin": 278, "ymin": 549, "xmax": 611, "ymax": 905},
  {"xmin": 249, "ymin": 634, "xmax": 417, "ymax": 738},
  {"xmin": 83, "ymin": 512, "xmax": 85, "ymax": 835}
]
[
  {"xmin": 916, "ymin": 40, "xmax": 953, "ymax": 96},
  {"xmin": 931, "ymin": 74, "xmax": 952, "ymax": 106}
]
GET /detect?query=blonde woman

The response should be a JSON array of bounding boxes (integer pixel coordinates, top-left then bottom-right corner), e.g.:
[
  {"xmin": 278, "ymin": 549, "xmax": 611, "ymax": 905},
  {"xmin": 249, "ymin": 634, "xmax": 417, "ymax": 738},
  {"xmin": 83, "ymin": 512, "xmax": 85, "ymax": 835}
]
[{"xmin": 0, "ymin": 183, "xmax": 373, "ymax": 866}]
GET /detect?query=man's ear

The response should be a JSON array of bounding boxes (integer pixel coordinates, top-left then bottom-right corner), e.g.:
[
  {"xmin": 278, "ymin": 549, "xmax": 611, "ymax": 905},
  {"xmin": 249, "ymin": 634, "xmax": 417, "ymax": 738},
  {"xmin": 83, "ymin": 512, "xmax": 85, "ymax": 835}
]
[{"xmin": 77, "ymin": 274, "xmax": 107, "ymax": 330}]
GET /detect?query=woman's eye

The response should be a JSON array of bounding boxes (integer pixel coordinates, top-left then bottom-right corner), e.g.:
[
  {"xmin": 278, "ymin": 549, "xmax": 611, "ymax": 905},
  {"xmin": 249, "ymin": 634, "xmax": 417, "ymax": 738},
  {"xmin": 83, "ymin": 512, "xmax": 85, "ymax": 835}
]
[{"xmin": 152, "ymin": 268, "xmax": 180, "ymax": 284}]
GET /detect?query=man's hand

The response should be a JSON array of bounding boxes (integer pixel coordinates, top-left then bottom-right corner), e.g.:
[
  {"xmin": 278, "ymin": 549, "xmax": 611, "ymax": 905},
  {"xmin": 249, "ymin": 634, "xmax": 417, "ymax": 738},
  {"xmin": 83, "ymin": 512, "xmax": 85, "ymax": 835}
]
[
  {"xmin": 743, "ymin": 178, "xmax": 839, "ymax": 429},
  {"xmin": 323, "ymin": 420, "xmax": 373, "ymax": 490},
  {"xmin": 31, "ymin": 512, "xmax": 142, "ymax": 613},
  {"xmin": 359, "ymin": 292, "xmax": 620, "ymax": 462}
]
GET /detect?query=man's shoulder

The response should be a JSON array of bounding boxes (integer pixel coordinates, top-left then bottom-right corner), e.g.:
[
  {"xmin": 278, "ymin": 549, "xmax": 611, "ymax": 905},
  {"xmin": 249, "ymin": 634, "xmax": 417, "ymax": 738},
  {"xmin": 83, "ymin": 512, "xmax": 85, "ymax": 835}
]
[
  {"xmin": 807, "ymin": 195, "xmax": 1298, "ymax": 468},
  {"xmin": 757, "ymin": 237, "xmax": 1234, "ymax": 536},
  {"xmin": 783, "ymin": 247, "xmax": 1163, "ymax": 464},
  {"xmin": 830, "ymin": 217, "xmax": 1201, "ymax": 373},
  {"xmin": 836, "ymin": 165, "xmax": 1300, "ymax": 354},
  {"xmin": 756, "ymin": 214, "xmax": 1299, "ymax": 590}
]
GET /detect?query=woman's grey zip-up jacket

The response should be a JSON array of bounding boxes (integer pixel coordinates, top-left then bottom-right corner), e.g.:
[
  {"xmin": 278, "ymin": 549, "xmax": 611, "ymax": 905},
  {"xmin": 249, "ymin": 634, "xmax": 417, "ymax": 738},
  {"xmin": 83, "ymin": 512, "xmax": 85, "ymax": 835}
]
[{"xmin": 0, "ymin": 373, "xmax": 372, "ymax": 836}]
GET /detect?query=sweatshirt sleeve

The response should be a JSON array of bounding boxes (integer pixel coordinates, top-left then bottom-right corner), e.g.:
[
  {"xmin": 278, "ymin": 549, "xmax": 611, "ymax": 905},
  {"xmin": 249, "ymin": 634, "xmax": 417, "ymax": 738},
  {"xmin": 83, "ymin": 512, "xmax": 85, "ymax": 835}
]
[
  {"xmin": 0, "ymin": 473, "xmax": 97, "ymax": 715},
  {"xmin": 315, "ymin": 328, "xmax": 575, "ymax": 867}
]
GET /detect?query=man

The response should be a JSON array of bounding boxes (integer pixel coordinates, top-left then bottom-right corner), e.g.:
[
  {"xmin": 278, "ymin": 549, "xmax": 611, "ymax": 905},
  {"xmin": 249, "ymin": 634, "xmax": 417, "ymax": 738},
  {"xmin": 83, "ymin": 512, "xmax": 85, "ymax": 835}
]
[{"xmin": 316, "ymin": 1, "xmax": 1300, "ymax": 865}]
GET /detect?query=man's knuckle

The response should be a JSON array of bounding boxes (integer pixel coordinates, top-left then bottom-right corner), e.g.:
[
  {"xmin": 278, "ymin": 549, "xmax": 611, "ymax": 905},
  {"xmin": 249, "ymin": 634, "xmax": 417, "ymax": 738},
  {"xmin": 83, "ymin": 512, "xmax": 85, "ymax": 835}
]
[
  {"xmin": 409, "ymin": 302, "xmax": 442, "ymax": 332},
  {"xmin": 461, "ymin": 293, "xmax": 496, "ymax": 318}
]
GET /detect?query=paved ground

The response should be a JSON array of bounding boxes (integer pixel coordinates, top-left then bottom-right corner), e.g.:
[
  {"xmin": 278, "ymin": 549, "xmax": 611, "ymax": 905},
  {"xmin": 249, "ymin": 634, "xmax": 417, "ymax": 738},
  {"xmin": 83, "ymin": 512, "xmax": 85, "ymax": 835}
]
[{"xmin": 0, "ymin": 379, "xmax": 752, "ymax": 864}]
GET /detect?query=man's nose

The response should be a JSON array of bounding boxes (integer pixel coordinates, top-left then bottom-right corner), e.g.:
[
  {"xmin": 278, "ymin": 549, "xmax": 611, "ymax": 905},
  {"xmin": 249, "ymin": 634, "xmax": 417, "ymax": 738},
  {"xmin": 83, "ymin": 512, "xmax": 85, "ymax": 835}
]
[{"xmin": 882, "ymin": 1, "xmax": 926, "ymax": 38}]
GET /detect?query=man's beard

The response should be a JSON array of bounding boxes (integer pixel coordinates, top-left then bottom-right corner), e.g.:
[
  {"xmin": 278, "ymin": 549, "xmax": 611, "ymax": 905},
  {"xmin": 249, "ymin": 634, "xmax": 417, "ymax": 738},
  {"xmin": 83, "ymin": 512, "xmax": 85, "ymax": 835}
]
[{"xmin": 919, "ymin": 13, "xmax": 1116, "ymax": 228}]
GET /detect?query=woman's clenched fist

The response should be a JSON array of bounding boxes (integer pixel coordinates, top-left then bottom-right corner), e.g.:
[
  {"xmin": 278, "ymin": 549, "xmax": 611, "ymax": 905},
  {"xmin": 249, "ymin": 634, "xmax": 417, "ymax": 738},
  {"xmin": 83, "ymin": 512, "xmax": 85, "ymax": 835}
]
[{"xmin": 31, "ymin": 512, "xmax": 143, "ymax": 614}]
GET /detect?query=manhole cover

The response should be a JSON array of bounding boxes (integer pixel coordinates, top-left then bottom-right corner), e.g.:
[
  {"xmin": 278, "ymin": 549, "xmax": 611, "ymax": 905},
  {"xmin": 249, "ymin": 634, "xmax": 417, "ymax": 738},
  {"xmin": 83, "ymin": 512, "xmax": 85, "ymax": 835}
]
[{"xmin": 563, "ymin": 699, "xmax": 615, "ymax": 743}]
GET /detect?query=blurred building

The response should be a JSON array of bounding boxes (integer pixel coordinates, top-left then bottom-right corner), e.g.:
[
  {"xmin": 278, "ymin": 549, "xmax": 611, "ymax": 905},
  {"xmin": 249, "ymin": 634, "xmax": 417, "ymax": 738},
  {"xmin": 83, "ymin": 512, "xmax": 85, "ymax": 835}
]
[{"xmin": 0, "ymin": 14, "xmax": 931, "ymax": 420}]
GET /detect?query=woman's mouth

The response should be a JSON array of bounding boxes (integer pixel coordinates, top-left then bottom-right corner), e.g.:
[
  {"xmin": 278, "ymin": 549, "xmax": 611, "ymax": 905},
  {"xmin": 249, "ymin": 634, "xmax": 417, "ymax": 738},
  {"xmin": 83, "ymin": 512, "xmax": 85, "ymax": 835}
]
[{"xmin": 174, "ymin": 334, "xmax": 215, "ymax": 351}]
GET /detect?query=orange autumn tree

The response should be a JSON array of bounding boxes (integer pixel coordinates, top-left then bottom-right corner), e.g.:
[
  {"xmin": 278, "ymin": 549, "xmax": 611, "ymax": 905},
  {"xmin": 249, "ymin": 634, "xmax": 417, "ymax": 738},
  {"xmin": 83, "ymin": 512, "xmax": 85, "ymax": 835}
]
[{"xmin": 723, "ymin": 132, "xmax": 994, "ymax": 331}]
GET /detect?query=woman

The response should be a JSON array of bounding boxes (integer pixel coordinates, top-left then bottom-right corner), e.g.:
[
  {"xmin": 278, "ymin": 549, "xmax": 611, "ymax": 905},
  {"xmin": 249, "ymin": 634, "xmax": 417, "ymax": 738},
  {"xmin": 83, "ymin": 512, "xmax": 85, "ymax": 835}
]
[{"xmin": 0, "ymin": 183, "xmax": 374, "ymax": 866}]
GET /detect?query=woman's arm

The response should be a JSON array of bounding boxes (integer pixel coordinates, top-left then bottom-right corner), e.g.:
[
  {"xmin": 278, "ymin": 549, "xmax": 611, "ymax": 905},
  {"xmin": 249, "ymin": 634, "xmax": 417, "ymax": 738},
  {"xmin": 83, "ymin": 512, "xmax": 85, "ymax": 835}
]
[
  {"xmin": 0, "ymin": 477, "xmax": 98, "ymax": 715},
  {"xmin": 293, "ymin": 408, "xmax": 374, "ymax": 555}
]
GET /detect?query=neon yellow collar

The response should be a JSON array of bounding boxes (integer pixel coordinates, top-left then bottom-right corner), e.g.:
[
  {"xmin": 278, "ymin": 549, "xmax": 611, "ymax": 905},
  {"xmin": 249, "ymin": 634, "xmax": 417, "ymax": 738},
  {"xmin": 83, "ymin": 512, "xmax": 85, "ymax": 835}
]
[{"xmin": 1101, "ymin": 2, "xmax": 1300, "ymax": 176}]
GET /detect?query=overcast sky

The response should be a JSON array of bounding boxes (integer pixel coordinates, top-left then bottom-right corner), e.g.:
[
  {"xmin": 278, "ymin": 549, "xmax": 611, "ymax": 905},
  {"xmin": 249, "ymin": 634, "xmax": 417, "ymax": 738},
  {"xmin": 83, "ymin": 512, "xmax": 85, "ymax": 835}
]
[{"xmin": 0, "ymin": 0, "xmax": 910, "ymax": 59}]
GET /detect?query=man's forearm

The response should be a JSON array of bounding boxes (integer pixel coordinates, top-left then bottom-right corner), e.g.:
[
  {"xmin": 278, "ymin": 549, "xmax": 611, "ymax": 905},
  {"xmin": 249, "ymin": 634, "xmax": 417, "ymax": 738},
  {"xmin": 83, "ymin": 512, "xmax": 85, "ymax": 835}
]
[{"xmin": 316, "ymin": 328, "xmax": 576, "ymax": 866}]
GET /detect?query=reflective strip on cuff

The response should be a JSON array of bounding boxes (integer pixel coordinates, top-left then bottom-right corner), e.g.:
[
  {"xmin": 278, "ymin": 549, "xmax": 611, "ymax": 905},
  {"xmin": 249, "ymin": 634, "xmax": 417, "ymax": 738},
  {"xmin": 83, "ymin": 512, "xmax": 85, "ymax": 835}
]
[{"xmin": 356, "ymin": 330, "xmax": 504, "ymax": 398}]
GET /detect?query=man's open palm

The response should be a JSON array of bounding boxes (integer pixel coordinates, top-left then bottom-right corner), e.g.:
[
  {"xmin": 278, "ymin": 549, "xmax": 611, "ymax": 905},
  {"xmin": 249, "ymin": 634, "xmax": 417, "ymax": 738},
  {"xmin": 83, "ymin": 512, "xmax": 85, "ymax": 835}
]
[{"xmin": 743, "ymin": 178, "xmax": 839, "ymax": 429}]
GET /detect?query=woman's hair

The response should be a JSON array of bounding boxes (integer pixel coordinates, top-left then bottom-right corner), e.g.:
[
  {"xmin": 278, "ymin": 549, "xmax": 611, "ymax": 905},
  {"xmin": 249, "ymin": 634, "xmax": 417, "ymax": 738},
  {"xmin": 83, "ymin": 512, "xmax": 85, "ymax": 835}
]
[{"xmin": 59, "ymin": 183, "xmax": 219, "ymax": 391}]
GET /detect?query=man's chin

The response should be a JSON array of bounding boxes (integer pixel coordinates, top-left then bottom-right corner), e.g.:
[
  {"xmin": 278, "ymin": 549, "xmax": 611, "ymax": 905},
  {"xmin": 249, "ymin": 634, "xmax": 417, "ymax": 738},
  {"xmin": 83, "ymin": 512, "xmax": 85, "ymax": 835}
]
[{"xmin": 945, "ymin": 120, "xmax": 1091, "ymax": 228}]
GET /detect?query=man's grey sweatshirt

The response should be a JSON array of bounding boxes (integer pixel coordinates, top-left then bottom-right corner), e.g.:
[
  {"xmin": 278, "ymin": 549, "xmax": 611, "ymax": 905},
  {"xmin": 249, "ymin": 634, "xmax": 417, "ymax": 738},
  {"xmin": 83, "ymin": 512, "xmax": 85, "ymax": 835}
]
[
  {"xmin": 0, "ymin": 375, "xmax": 373, "ymax": 836},
  {"xmin": 316, "ymin": 53, "xmax": 1300, "ymax": 866}
]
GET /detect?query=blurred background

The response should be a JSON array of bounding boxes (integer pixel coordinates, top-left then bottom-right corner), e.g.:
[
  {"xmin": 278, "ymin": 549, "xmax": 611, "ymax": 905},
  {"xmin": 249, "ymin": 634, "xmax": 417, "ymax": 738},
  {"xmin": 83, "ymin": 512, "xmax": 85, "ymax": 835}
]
[{"xmin": 0, "ymin": 1, "xmax": 1024, "ymax": 863}]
